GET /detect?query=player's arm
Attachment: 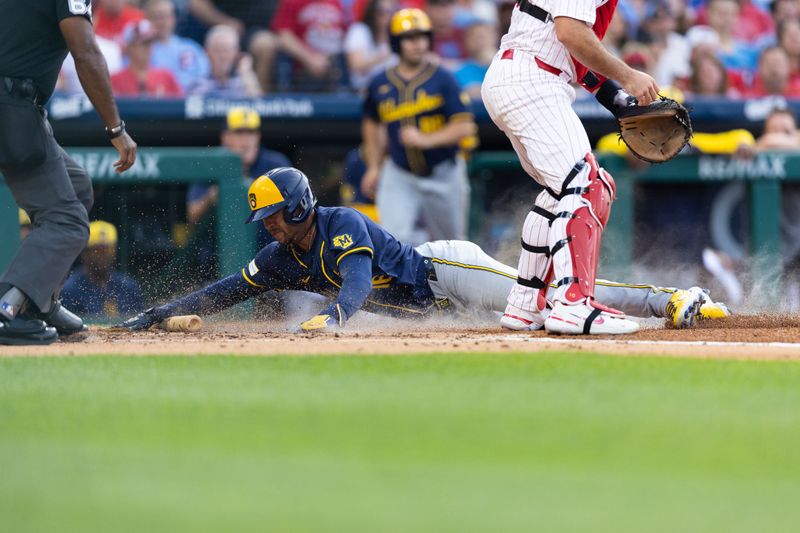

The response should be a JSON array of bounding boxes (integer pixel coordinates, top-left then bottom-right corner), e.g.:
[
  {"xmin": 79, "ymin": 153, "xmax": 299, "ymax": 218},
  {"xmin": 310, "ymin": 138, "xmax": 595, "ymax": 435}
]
[
  {"xmin": 554, "ymin": 16, "xmax": 658, "ymax": 105},
  {"xmin": 59, "ymin": 13, "xmax": 136, "ymax": 173},
  {"xmin": 298, "ymin": 253, "xmax": 373, "ymax": 332},
  {"xmin": 360, "ymin": 117, "xmax": 386, "ymax": 200},
  {"xmin": 400, "ymin": 118, "xmax": 477, "ymax": 150},
  {"xmin": 120, "ymin": 247, "xmax": 282, "ymax": 330}
]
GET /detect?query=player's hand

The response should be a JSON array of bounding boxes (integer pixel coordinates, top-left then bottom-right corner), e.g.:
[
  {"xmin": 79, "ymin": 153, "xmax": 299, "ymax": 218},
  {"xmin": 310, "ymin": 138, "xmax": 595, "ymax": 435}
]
[
  {"xmin": 619, "ymin": 70, "xmax": 659, "ymax": 106},
  {"xmin": 117, "ymin": 307, "xmax": 164, "ymax": 331},
  {"xmin": 111, "ymin": 132, "xmax": 137, "ymax": 174},
  {"xmin": 361, "ymin": 166, "xmax": 380, "ymax": 200},
  {"xmin": 399, "ymin": 125, "xmax": 430, "ymax": 149},
  {"xmin": 297, "ymin": 314, "xmax": 339, "ymax": 333}
]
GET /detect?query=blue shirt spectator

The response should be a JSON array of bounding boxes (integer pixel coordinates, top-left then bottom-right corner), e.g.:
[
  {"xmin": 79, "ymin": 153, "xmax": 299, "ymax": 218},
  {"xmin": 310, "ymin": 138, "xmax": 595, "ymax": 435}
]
[{"xmin": 146, "ymin": 0, "xmax": 210, "ymax": 91}]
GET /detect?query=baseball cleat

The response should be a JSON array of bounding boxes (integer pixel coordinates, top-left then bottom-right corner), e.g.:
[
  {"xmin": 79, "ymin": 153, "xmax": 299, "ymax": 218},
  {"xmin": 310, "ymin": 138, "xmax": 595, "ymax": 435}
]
[
  {"xmin": 698, "ymin": 294, "xmax": 731, "ymax": 321},
  {"xmin": 544, "ymin": 300, "xmax": 639, "ymax": 335},
  {"xmin": 666, "ymin": 287, "xmax": 707, "ymax": 329},
  {"xmin": 500, "ymin": 312, "xmax": 545, "ymax": 331}
]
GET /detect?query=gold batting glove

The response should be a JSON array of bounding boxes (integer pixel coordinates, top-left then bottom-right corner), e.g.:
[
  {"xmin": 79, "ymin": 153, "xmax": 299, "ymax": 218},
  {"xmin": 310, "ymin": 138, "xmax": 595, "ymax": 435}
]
[{"xmin": 298, "ymin": 305, "xmax": 344, "ymax": 333}]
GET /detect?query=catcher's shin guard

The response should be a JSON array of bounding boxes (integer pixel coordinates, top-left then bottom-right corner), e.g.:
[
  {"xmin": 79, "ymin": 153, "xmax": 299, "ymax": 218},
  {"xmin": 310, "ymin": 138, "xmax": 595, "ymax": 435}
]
[
  {"xmin": 505, "ymin": 189, "xmax": 557, "ymax": 316},
  {"xmin": 549, "ymin": 153, "xmax": 616, "ymax": 304}
]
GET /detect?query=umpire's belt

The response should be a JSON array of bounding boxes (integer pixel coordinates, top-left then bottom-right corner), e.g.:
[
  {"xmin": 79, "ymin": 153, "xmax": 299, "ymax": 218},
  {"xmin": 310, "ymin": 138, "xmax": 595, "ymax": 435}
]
[
  {"xmin": 517, "ymin": 0, "xmax": 551, "ymax": 23},
  {"xmin": 0, "ymin": 77, "xmax": 44, "ymax": 106}
]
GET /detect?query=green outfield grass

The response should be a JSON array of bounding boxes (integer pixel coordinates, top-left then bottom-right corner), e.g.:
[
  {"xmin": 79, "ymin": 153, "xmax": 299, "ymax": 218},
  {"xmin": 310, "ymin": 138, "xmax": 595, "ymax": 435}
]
[{"xmin": 2, "ymin": 353, "xmax": 800, "ymax": 533}]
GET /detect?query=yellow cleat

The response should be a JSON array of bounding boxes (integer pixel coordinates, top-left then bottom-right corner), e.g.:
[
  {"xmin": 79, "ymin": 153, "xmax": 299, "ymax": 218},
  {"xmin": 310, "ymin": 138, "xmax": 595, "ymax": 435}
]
[
  {"xmin": 666, "ymin": 287, "xmax": 706, "ymax": 329},
  {"xmin": 698, "ymin": 299, "xmax": 731, "ymax": 320}
]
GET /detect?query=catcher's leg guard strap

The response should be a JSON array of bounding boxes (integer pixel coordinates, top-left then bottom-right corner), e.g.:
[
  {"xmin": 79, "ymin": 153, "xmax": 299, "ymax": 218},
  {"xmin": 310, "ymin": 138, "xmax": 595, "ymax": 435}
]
[
  {"xmin": 507, "ymin": 190, "xmax": 557, "ymax": 313},
  {"xmin": 549, "ymin": 154, "xmax": 616, "ymax": 304}
]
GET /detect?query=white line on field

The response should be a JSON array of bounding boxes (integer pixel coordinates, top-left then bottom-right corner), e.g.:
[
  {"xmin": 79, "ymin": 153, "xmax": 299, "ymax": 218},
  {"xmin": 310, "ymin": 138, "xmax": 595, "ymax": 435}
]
[{"xmin": 487, "ymin": 336, "xmax": 800, "ymax": 350}]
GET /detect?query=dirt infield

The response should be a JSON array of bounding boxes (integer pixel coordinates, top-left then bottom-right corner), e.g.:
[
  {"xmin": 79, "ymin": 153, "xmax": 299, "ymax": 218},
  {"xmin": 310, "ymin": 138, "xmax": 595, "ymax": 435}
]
[{"xmin": 2, "ymin": 314, "xmax": 800, "ymax": 360}]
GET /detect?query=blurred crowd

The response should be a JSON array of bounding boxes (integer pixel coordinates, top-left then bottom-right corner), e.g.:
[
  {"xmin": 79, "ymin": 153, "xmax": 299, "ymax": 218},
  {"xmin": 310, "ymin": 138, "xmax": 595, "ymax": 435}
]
[{"xmin": 52, "ymin": 0, "xmax": 800, "ymax": 100}]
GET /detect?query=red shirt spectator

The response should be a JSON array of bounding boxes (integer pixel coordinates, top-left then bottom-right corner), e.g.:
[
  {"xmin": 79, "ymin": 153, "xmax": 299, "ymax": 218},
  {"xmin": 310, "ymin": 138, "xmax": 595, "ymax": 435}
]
[
  {"xmin": 94, "ymin": 0, "xmax": 145, "ymax": 43},
  {"xmin": 272, "ymin": 0, "xmax": 346, "ymax": 56},
  {"xmin": 694, "ymin": 0, "xmax": 774, "ymax": 44},
  {"xmin": 111, "ymin": 68, "xmax": 183, "ymax": 97},
  {"xmin": 111, "ymin": 20, "xmax": 183, "ymax": 98},
  {"xmin": 742, "ymin": 46, "xmax": 800, "ymax": 98}
]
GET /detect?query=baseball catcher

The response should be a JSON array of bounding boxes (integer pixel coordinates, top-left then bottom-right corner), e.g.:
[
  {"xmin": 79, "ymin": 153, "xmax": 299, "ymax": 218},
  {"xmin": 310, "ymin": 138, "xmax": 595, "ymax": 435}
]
[{"xmin": 119, "ymin": 167, "xmax": 729, "ymax": 334}]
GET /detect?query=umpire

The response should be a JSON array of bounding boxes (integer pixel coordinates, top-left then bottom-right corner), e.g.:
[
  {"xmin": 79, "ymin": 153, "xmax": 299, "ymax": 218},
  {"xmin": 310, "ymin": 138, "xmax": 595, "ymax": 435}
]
[{"xmin": 0, "ymin": 0, "xmax": 137, "ymax": 345}]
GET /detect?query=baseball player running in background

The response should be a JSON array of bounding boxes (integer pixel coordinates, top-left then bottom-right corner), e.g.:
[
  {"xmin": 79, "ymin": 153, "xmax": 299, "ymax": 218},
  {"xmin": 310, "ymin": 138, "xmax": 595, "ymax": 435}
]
[
  {"xmin": 482, "ymin": 0, "xmax": 661, "ymax": 335},
  {"xmin": 120, "ymin": 167, "xmax": 729, "ymax": 333},
  {"xmin": 361, "ymin": 8, "xmax": 476, "ymax": 245}
]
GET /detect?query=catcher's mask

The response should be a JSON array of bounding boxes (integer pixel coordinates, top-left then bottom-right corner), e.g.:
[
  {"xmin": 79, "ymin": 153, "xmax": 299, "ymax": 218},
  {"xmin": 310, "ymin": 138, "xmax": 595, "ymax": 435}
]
[
  {"xmin": 389, "ymin": 8, "xmax": 433, "ymax": 54},
  {"xmin": 245, "ymin": 167, "xmax": 317, "ymax": 225}
]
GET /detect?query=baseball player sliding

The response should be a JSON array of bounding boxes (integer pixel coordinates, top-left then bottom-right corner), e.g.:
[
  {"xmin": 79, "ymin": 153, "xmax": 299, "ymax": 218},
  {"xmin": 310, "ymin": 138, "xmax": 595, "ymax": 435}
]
[
  {"xmin": 119, "ymin": 167, "xmax": 728, "ymax": 334},
  {"xmin": 482, "ymin": 0, "xmax": 660, "ymax": 335}
]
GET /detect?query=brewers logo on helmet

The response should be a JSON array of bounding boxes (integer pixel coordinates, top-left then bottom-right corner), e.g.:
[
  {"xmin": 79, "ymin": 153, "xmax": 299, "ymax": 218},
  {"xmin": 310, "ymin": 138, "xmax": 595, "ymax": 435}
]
[
  {"xmin": 389, "ymin": 8, "xmax": 433, "ymax": 54},
  {"xmin": 245, "ymin": 167, "xmax": 317, "ymax": 225}
]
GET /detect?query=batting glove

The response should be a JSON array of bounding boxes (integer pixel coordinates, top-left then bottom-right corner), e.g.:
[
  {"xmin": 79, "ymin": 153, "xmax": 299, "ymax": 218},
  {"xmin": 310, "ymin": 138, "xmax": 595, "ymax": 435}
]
[
  {"xmin": 117, "ymin": 307, "xmax": 166, "ymax": 331},
  {"xmin": 297, "ymin": 304, "xmax": 344, "ymax": 333}
]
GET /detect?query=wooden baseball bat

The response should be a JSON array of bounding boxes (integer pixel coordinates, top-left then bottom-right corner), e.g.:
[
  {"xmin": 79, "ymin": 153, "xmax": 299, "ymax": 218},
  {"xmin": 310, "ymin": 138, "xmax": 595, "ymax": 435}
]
[{"xmin": 160, "ymin": 315, "xmax": 203, "ymax": 333}]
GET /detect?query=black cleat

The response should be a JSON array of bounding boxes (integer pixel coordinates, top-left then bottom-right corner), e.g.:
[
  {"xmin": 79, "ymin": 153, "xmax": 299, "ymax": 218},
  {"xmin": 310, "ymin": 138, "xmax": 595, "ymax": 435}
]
[{"xmin": 0, "ymin": 317, "xmax": 58, "ymax": 346}]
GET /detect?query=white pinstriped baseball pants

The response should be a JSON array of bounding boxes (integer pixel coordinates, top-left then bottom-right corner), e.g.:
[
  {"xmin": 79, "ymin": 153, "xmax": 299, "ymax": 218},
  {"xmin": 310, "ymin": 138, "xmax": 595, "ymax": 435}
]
[{"xmin": 481, "ymin": 48, "xmax": 601, "ymax": 314}]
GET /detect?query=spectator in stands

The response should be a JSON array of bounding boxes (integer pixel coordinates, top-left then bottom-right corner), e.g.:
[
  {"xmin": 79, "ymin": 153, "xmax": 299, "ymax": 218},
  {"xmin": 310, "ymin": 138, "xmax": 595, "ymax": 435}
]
[
  {"xmin": 111, "ymin": 20, "xmax": 184, "ymax": 98},
  {"xmin": 189, "ymin": 25, "xmax": 263, "ymax": 97},
  {"xmin": 146, "ymin": 0, "xmax": 211, "ymax": 92},
  {"xmin": 187, "ymin": 107, "xmax": 291, "ymax": 227},
  {"xmin": 778, "ymin": 18, "xmax": 800, "ymax": 78},
  {"xmin": 187, "ymin": 0, "xmax": 279, "ymax": 92},
  {"xmin": 692, "ymin": 0, "xmax": 774, "ymax": 44},
  {"xmin": 94, "ymin": 0, "xmax": 146, "ymax": 43},
  {"xmin": 687, "ymin": 49, "xmax": 740, "ymax": 97},
  {"xmin": 757, "ymin": 106, "xmax": 800, "ymax": 149},
  {"xmin": 453, "ymin": 0, "xmax": 498, "ymax": 28},
  {"xmin": 743, "ymin": 46, "xmax": 800, "ymax": 97},
  {"xmin": 686, "ymin": 0, "xmax": 760, "ymax": 73},
  {"xmin": 271, "ymin": 0, "xmax": 348, "ymax": 91},
  {"xmin": 641, "ymin": 0, "xmax": 692, "ymax": 87},
  {"xmin": 427, "ymin": 0, "xmax": 467, "ymax": 68},
  {"xmin": 454, "ymin": 18, "xmax": 498, "ymax": 99},
  {"xmin": 603, "ymin": 9, "xmax": 629, "ymax": 58},
  {"xmin": 345, "ymin": 0, "xmax": 397, "ymax": 92},
  {"xmin": 57, "ymin": 35, "xmax": 123, "ymax": 96},
  {"xmin": 61, "ymin": 221, "xmax": 144, "ymax": 321},
  {"xmin": 772, "ymin": 0, "xmax": 800, "ymax": 22}
]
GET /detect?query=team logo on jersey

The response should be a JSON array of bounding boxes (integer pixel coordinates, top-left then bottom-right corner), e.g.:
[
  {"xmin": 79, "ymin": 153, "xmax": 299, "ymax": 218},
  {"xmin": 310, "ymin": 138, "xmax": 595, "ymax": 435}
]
[
  {"xmin": 247, "ymin": 260, "xmax": 259, "ymax": 277},
  {"xmin": 371, "ymin": 274, "xmax": 393, "ymax": 289},
  {"xmin": 248, "ymin": 193, "xmax": 257, "ymax": 209},
  {"xmin": 379, "ymin": 84, "xmax": 391, "ymax": 95},
  {"xmin": 332, "ymin": 234, "xmax": 354, "ymax": 249}
]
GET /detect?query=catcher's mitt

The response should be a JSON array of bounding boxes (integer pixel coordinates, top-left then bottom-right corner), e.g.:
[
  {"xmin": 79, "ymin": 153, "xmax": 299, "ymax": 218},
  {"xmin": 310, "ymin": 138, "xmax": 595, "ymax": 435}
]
[{"xmin": 616, "ymin": 97, "xmax": 692, "ymax": 163}]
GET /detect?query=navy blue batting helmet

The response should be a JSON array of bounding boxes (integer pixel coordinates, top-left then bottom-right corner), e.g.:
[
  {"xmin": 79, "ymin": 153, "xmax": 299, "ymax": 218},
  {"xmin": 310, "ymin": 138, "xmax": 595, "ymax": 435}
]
[{"xmin": 245, "ymin": 167, "xmax": 317, "ymax": 225}]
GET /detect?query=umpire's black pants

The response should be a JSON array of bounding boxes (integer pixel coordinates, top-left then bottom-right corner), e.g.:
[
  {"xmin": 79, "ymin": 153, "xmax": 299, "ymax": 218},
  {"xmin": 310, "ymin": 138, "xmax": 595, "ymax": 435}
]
[{"xmin": 0, "ymin": 91, "xmax": 92, "ymax": 312}]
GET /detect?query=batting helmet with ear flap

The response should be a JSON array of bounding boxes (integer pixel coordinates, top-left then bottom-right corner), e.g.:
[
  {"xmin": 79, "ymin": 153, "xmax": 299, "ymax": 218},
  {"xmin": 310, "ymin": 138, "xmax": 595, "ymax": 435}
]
[
  {"xmin": 389, "ymin": 8, "xmax": 434, "ymax": 54},
  {"xmin": 245, "ymin": 167, "xmax": 317, "ymax": 225}
]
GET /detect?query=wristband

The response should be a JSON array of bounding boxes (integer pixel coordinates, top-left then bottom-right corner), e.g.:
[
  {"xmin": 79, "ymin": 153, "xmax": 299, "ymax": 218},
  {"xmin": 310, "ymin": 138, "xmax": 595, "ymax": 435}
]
[{"xmin": 105, "ymin": 121, "xmax": 126, "ymax": 139}]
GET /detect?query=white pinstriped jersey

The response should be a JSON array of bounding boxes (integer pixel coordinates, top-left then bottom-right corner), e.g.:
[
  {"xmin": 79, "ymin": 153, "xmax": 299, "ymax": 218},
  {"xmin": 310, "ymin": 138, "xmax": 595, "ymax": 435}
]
[{"xmin": 499, "ymin": 0, "xmax": 610, "ymax": 82}]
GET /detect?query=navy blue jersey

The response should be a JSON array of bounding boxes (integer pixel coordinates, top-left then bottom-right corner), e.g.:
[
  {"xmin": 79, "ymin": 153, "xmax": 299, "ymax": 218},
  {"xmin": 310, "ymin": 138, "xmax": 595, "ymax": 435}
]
[
  {"xmin": 363, "ymin": 63, "xmax": 472, "ymax": 177},
  {"xmin": 161, "ymin": 206, "xmax": 447, "ymax": 321},
  {"xmin": 238, "ymin": 207, "xmax": 434, "ymax": 317}
]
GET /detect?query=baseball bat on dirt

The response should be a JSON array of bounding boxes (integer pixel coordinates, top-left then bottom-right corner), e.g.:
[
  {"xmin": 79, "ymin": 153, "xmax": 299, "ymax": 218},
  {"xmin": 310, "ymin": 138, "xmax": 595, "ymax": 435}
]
[{"xmin": 160, "ymin": 315, "xmax": 203, "ymax": 333}]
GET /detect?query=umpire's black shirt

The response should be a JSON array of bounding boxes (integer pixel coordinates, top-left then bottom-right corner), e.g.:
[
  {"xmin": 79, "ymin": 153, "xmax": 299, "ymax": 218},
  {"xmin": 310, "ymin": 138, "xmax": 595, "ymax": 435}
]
[{"xmin": 0, "ymin": 0, "xmax": 92, "ymax": 101}]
